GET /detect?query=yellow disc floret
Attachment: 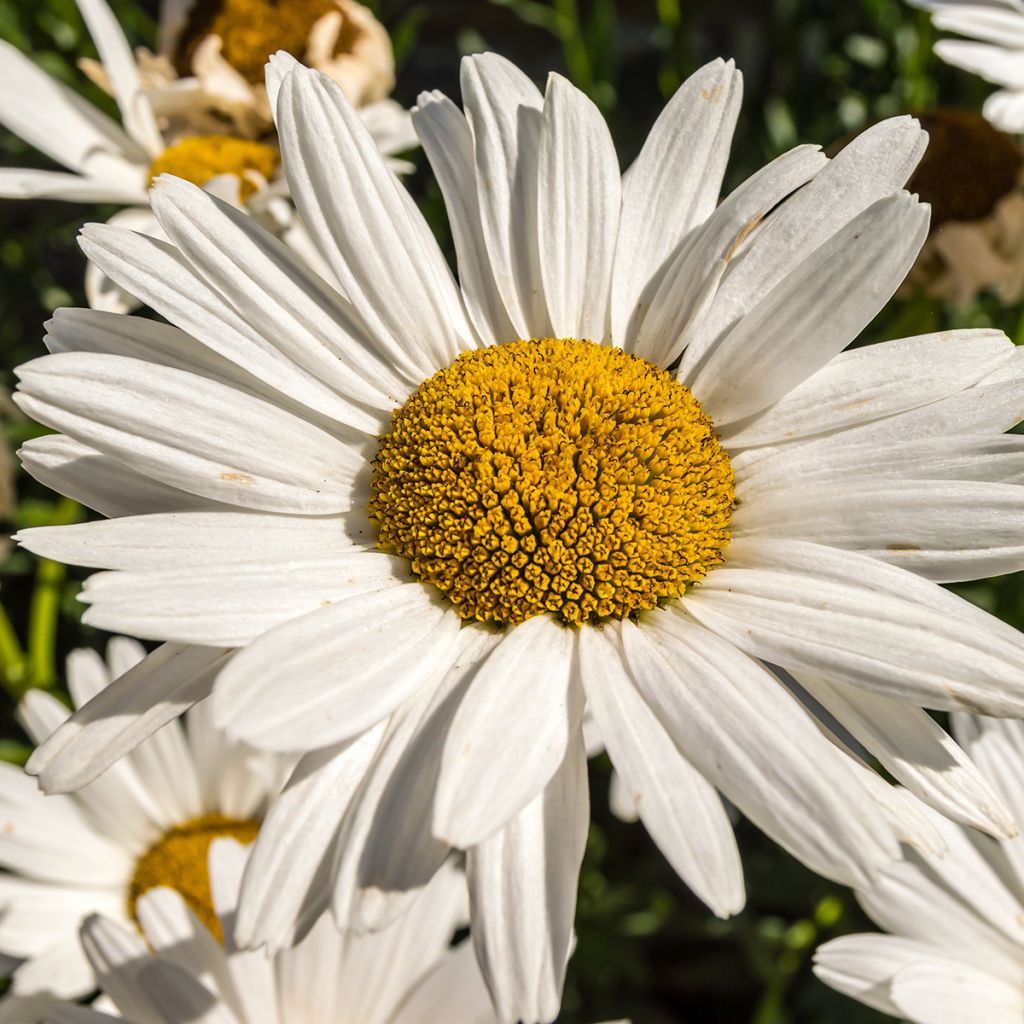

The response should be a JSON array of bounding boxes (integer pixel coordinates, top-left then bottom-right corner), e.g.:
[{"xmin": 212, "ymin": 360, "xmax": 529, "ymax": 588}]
[
  {"xmin": 370, "ymin": 338, "xmax": 735, "ymax": 627},
  {"xmin": 128, "ymin": 814, "xmax": 259, "ymax": 941},
  {"xmin": 148, "ymin": 136, "xmax": 279, "ymax": 201},
  {"xmin": 174, "ymin": 0, "xmax": 344, "ymax": 83}
]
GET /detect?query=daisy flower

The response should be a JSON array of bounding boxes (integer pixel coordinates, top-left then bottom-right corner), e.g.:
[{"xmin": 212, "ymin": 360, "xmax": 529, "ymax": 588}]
[
  {"xmin": 814, "ymin": 713, "xmax": 1024, "ymax": 1023},
  {"xmin": 146, "ymin": 0, "xmax": 400, "ymax": 139},
  {"xmin": 0, "ymin": 639, "xmax": 286, "ymax": 1000},
  {"xmin": 0, "ymin": 0, "xmax": 415, "ymax": 311},
  {"xmin": 880, "ymin": 108, "xmax": 1024, "ymax": 306},
  {"xmin": 42, "ymin": 844, "xmax": 500, "ymax": 1024},
  {"xmin": 907, "ymin": 0, "xmax": 1024, "ymax": 132},
  {"xmin": 14, "ymin": 52, "xmax": 1024, "ymax": 1021}
]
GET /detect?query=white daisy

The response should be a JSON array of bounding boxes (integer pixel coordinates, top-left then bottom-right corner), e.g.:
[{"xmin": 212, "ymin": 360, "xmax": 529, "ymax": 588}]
[
  {"xmin": 41, "ymin": 843, "xmax": 498, "ymax": 1024},
  {"xmin": 814, "ymin": 712, "xmax": 1024, "ymax": 1023},
  {"xmin": 0, "ymin": 639, "xmax": 287, "ymax": 1001},
  {"xmin": 907, "ymin": 0, "xmax": 1024, "ymax": 132},
  {"xmin": 145, "ymin": 0, "xmax": 402, "ymax": 140},
  {"xmin": 0, "ymin": 0, "xmax": 415, "ymax": 311},
  {"xmin": 14, "ymin": 52, "xmax": 1024, "ymax": 1022}
]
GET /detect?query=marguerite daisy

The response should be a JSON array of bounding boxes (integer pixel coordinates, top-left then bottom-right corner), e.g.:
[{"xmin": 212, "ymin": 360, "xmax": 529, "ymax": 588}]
[
  {"xmin": 45, "ymin": 844, "xmax": 498, "ymax": 1024},
  {"xmin": 0, "ymin": 639, "xmax": 286, "ymax": 1001},
  {"xmin": 907, "ymin": 0, "xmax": 1024, "ymax": 132},
  {"xmin": 0, "ymin": 0, "xmax": 415, "ymax": 311},
  {"xmin": 814, "ymin": 713, "xmax": 1024, "ymax": 1023},
  {"xmin": 14, "ymin": 52, "xmax": 1024, "ymax": 1022}
]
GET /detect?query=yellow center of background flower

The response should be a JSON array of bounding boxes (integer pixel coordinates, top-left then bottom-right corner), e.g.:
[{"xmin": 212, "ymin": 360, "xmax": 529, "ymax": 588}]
[
  {"xmin": 128, "ymin": 814, "xmax": 259, "ymax": 941},
  {"xmin": 148, "ymin": 136, "xmax": 279, "ymax": 200},
  {"xmin": 174, "ymin": 0, "xmax": 349, "ymax": 83},
  {"xmin": 371, "ymin": 338, "xmax": 735, "ymax": 627}
]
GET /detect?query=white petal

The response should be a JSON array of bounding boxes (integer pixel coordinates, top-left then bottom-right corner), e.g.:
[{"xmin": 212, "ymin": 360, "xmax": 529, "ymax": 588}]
[
  {"xmin": 149, "ymin": 176, "xmax": 410, "ymax": 419},
  {"xmin": 78, "ymin": 224, "xmax": 392, "ymax": 434},
  {"xmin": 16, "ymin": 352, "xmax": 364, "ymax": 514},
  {"xmin": 235, "ymin": 726, "xmax": 385, "ymax": 953},
  {"xmin": 79, "ymin": 554, "xmax": 403, "ymax": 646},
  {"xmin": 794, "ymin": 671, "xmax": 1016, "ymax": 837},
  {"xmin": 213, "ymin": 585, "xmax": 460, "ymax": 750},
  {"xmin": 629, "ymin": 144, "xmax": 826, "ymax": 364},
  {"xmin": 26, "ymin": 644, "xmax": 230, "ymax": 792},
  {"xmin": 537, "ymin": 73, "xmax": 620, "ymax": 342},
  {"xmin": 76, "ymin": 0, "xmax": 163, "ymax": 155},
  {"xmin": 686, "ymin": 192, "xmax": 929, "ymax": 425},
  {"xmin": 78, "ymin": 915, "xmax": 157, "ymax": 1022},
  {"xmin": 621, "ymin": 611, "xmax": 900, "ymax": 888},
  {"xmin": 0, "ymin": 168, "xmax": 142, "ymax": 203},
  {"xmin": 136, "ymin": 960, "xmax": 237, "ymax": 1024},
  {"xmin": 0, "ymin": 39, "xmax": 145, "ymax": 185},
  {"xmin": 412, "ymin": 90, "xmax": 517, "ymax": 344},
  {"xmin": 892, "ymin": 959, "xmax": 1024, "ymax": 1024},
  {"xmin": 611, "ymin": 58, "xmax": 742, "ymax": 346},
  {"xmin": 353, "ymin": 629, "xmax": 498, "ymax": 925},
  {"xmin": 275, "ymin": 63, "xmax": 473, "ymax": 372},
  {"xmin": 686, "ymin": 539, "xmax": 1024, "ymax": 716},
  {"xmin": 733, "ymin": 476, "xmax": 1024, "ymax": 582},
  {"xmin": 435, "ymin": 616, "xmax": 578, "ymax": 847},
  {"xmin": 579, "ymin": 624, "xmax": 744, "ymax": 916},
  {"xmin": 467, "ymin": 730, "xmax": 588, "ymax": 1024},
  {"xmin": 460, "ymin": 52, "xmax": 549, "ymax": 339},
  {"xmin": 681, "ymin": 115, "xmax": 926, "ymax": 369},
  {"xmin": 390, "ymin": 940, "xmax": 494, "ymax": 1024},
  {"xmin": 18, "ymin": 435, "xmax": 225, "ymax": 518},
  {"xmin": 722, "ymin": 329, "xmax": 1015, "ymax": 449},
  {"xmin": 17, "ymin": 511, "xmax": 358, "ymax": 571}
]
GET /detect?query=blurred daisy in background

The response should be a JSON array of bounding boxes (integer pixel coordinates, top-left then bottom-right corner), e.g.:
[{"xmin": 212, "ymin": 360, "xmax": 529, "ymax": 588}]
[
  {"xmin": 908, "ymin": 0, "xmax": 1024, "ymax": 132},
  {"xmin": 14, "ymin": 52, "xmax": 1024, "ymax": 1022},
  {"xmin": 895, "ymin": 108, "xmax": 1024, "ymax": 305},
  {"xmin": 0, "ymin": 0, "xmax": 415, "ymax": 311},
  {"xmin": 814, "ymin": 713, "xmax": 1024, "ymax": 1023},
  {"xmin": 0, "ymin": 639, "xmax": 287, "ymax": 1002},
  {"xmin": 43, "ymin": 844, "xmax": 499, "ymax": 1024}
]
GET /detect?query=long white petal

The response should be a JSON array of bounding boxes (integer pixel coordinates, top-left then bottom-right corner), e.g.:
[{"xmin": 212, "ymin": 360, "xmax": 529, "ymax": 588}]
[
  {"xmin": 611, "ymin": 58, "xmax": 742, "ymax": 346},
  {"xmin": 15, "ymin": 352, "xmax": 364, "ymax": 514},
  {"xmin": 685, "ymin": 539, "xmax": 1024, "ymax": 716},
  {"xmin": 537, "ymin": 73, "xmax": 620, "ymax": 342},
  {"xmin": 213, "ymin": 585, "xmax": 461, "ymax": 750},
  {"xmin": 580, "ymin": 624, "xmax": 744, "ymax": 916},
  {"xmin": 467, "ymin": 730, "xmax": 588, "ymax": 1024},
  {"xmin": 435, "ymin": 616, "xmax": 577, "ymax": 847}
]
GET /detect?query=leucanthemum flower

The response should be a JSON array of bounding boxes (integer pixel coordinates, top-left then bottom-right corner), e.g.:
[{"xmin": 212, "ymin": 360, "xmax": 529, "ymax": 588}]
[
  {"xmin": 814, "ymin": 713, "xmax": 1024, "ymax": 1023},
  {"xmin": 147, "ymin": 0, "xmax": 399, "ymax": 139},
  {"xmin": 41, "ymin": 845, "xmax": 500, "ymax": 1024},
  {"xmin": 0, "ymin": 0, "xmax": 415, "ymax": 311},
  {"xmin": 894, "ymin": 108, "xmax": 1024, "ymax": 305},
  {"xmin": 0, "ymin": 639, "xmax": 286, "ymax": 1001},
  {"xmin": 14, "ymin": 52, "xmax": 1024, "ymax": 1022},
  {"xmin": 907, "ymin": 0, "xmax": 1024, "ymax": 132}
]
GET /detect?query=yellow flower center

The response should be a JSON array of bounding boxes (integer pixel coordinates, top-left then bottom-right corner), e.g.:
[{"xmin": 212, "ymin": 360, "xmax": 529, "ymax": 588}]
[
  {"xmin": 128, "ymin": 814, "xmax": 259, "ymax": 941},
  {"xmin": 370, "ymin": 338, "xmax": 735, "ymax": 627},
  {"xmin": 174, "ymin": 0, "xmax": 349, "ymax": 83},
  {"xmin": 148, "ymin": 135, "xmax": 279, "ymax": 200}
]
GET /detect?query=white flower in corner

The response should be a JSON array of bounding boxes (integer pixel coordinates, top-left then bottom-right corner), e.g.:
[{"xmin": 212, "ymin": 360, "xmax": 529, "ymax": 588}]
[
  {"xmin": 0, "ymin": 639, "xmax": 287, "ymax": 1001},
  {"xmin": 907, "ymin": 0, "xmax": 1024, "ymax": 132},
  {"xmin": 43, "ymin": 843, "xmax": 497, "ymax": 1024},
  {"xmin": 815, "ymin": 713, "xmax": 1024, "ymax": 1023},
  {"xmin": 14, "ymin": 51, "xmax": 1024, "ymax": 1023},
  {"xmin": 0, "ymin": 0, "xmax": 416, "ymax": 311}
]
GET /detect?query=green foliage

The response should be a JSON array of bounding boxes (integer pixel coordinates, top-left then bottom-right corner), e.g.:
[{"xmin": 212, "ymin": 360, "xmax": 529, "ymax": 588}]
[{"xmin": 0, "ymin": 1, "xmax": 1019, "ymax": 1021}]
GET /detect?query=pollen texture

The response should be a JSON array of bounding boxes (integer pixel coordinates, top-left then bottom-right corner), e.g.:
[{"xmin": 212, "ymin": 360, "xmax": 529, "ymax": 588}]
[
  {"xmin": 128, "ymin": 814, "xmax": 259, "ymax": 941},
  {"xmin": 370, "ymin": 338, "xmax": 735, "ymax": 627},
  {"xmin": 173, "ymin": 0, "xmax": 345, "ymax": 82},
  {"xmin": 149, "ymin": 135, "xmax": 279, "ymax": 200}
]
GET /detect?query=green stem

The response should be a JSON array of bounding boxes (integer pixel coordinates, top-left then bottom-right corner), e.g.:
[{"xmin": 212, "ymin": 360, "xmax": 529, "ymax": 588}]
[
  {"xmin": 25, "ymin": 497, "xmax": 81, "ymax": 692},
  {"xmin": 0, "ymin": 600, "xmax": 26, "ymax": 701}
]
